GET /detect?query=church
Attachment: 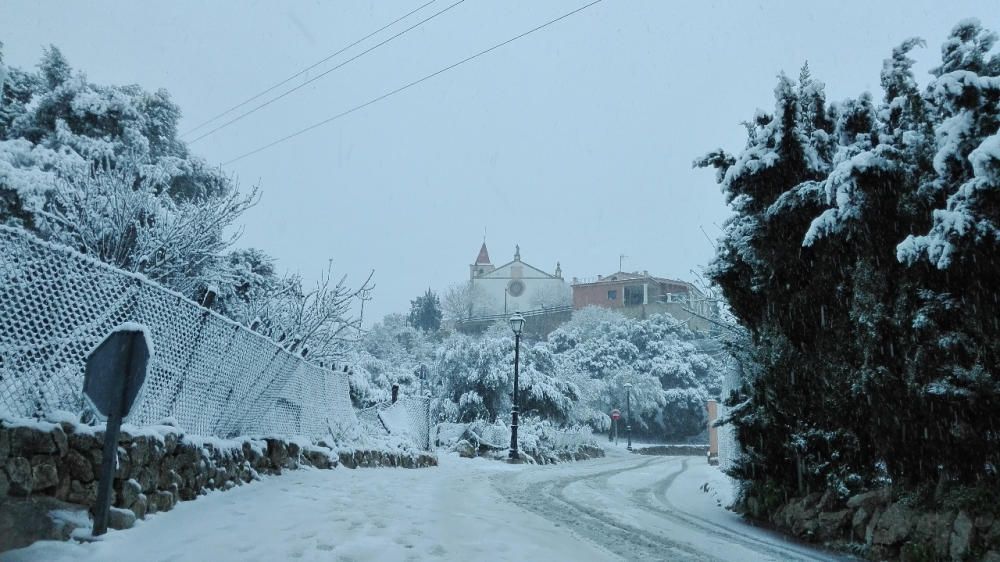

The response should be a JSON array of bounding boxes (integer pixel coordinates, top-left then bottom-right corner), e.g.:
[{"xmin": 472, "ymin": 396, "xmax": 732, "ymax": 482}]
[{"xmin": 468, "ymin": 242, "xmax": 569, "ymax": 316}]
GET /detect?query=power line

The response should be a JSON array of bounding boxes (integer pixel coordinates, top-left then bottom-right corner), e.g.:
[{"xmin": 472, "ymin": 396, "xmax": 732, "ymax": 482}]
[
  {"xmin": 182, "ymin": 0, "xmax": 437, "ymax": 137},
  {"xmin": 222, "ymin": 0, "xmax": 603, "ymax": 165},
  {"xmin": 188, "ymin": 0, "xmax": 467, "ymax": 144}
]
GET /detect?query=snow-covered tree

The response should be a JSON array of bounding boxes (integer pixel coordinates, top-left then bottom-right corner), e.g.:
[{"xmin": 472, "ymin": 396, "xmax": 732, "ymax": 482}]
[
  {"xmin": 34, "ymin": 160, "xmax": 258, "ymax": 297},
  {"xmin": 433, "ymin": 325, "xmax": 578, "ymax": 424},
  {"xmin": 239, "ymin": 265, "xmax": 373, "ymax": 363},
  {"xmin": 408, "ymin": 288, "xmax": 442, "ymax": 332},
  {"xmin": 0, "ymin": 43, "xmax": 244, "ymax": 299},
  {"xmin": 696, "ymin": 19, "xmax": 1000, "ymax": 506},
  {"xmin": 547, "ymin": 309, "xmax": 722, "ymax": 440},
  {"xmin": 349, "ymin": 313, "xmax": 437, "ymax": 407},
  {"xmin": 440, "ymin": 282, "xmax": 487, "ymax": 326},
  {"xmin": 0, "ymin": 42, "xmax": 369, "ymax": 362}
]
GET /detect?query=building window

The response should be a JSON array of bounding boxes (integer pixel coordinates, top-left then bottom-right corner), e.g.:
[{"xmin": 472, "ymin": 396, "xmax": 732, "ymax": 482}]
[
  {"xmin": 507, "ymin": 279, "xmax": 525, "ymax": 297},
  {"xmin": 607, "ymin": 290, "xmax": 617, "ymax": 301},
  {"xmin": 624, "ymin": 285, "xmax": 643, "ymax": 306}
]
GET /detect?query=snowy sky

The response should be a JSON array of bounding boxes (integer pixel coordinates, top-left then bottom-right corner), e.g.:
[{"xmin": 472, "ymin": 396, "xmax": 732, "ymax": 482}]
[{"xmin": 2, "ymin": 1, "xmax": 998, "ymax": 323}]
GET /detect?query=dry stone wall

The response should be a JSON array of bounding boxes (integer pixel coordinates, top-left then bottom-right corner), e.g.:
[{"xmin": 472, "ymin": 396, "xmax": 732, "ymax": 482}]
[
  {"xmin": 751, "ymin": 488, "xmax": 1000, "ymax": 561},
  {"xmin": 0, "ymin": 417, "xmax": 437, "ymax": 551}
]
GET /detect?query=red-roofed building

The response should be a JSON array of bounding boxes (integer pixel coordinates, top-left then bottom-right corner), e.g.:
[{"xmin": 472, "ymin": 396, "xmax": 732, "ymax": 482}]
[{"xmin": 571, "ymin": 271, "xmax": 716, "ymax": 331}]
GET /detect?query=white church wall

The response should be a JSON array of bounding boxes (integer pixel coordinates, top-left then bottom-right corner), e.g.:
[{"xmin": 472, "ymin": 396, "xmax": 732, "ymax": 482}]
[{"xmin": 472, "ymin": 276, "xmax": 567, "ymax": 315}]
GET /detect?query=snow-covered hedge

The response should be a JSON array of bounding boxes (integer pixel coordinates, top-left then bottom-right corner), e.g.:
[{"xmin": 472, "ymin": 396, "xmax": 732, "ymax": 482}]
[{"xmin": 435, "ymin": 418, "xmax": 603, "ymax": 464}]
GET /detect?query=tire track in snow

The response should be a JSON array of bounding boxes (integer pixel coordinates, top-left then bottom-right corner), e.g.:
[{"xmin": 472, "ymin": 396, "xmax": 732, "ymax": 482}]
[
  {"xmin": 626, "ymin": 458, "xmax": 843, "ymax": 561},
  {"xmin": 493, "ymin": 457, "xmax": 721, "ymax": 561}
]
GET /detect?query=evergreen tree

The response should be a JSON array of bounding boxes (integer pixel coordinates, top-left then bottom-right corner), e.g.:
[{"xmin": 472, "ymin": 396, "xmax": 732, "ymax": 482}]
[
  {"xmin": 697, "ymin": 19, "xmax": 1000, "ymax": 508},
  {"xmin": 408, "ymin": 288, "xmax": 443, "ymax": 332}
]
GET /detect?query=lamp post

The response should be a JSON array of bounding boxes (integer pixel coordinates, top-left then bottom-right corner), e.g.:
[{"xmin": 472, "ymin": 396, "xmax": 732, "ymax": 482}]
[
  {"xmin": 624, "ymin": 382, "xmax": 633, "ymax": 451},
  {"xmin": 508, "ymin": 313, "xmax": 525, "ymax": 462}
]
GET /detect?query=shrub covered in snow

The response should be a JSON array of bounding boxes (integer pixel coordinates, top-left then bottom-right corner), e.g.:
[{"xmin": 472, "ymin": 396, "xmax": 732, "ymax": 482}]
[
  {"xmin": 352, "ymin": 307, "xmax": 724, "ymax": 443},
  {"xmin": 436, "ymin": 417, "xmax": 601, "ymax": 464}
]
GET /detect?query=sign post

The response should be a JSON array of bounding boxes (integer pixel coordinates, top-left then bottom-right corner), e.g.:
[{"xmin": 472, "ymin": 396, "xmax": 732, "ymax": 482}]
[
  {"xmin": 84, "ymin": 326, "xmax": 151, "ymax": 536},
  {"xmin": 611, "ymin": 409, "xmax": 620, "ymax": 444}
]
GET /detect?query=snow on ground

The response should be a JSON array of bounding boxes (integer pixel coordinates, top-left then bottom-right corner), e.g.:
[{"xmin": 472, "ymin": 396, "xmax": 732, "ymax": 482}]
[
  {"xmin": 5, "ymin": 446, "xmax": 849, "ymax": 562},
  {"xmin": 4, "ymin": 454, "xmax": 613, "ymax": 562}
]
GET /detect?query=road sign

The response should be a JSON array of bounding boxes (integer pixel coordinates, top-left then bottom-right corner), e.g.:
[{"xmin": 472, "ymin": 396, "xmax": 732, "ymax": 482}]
[
  {"xmin": 84, "ymin": 325, "xmax": 152, "ymax": 537},
  {"xmin": 84, "ymin": 327, "xmax": 151, "ymax": 419},
  {"xmin": 611, "ymin": 409, "xmax": 621, "ymax": 421}
]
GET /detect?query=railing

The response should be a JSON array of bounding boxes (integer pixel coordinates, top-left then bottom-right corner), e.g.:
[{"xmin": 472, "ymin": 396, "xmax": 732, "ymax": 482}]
[{"xmin": 455, "ymin": 305, "xmax": 573, "ymax": 327}]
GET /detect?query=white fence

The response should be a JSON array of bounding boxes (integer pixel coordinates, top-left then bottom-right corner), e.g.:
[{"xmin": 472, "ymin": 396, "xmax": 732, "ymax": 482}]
[{"xmin": 0, "ymin": 226, "xmax": 358, "ymax": 439}]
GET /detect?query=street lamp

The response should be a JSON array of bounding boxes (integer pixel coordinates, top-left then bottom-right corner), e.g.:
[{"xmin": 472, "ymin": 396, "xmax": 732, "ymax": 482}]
[
  {"xmin": 623, "ymin": 382, "xmax": 633, "ymax": 451},
  {"xmin": 508, "ymin": 313, "xmax": 525, "ymax": 462}
]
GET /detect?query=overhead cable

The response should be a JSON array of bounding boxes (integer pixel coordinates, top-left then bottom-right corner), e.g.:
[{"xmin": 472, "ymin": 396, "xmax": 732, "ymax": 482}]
[
  {"xmin": 182, "ymin": 0, "xmax": 438, "ymax": 137},
  {"xmin": 188, "ymin": 0, "xmax": 467, "ymax": 144},
  {"xmin": 222, "ymin": 0, "xmax": 603, "ymax": 165}
]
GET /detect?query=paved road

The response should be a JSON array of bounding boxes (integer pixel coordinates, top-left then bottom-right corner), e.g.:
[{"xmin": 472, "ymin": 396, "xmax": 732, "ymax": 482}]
[{"xmin": 493, "ymin": 449, "xmax": 850, "ymax": 561}]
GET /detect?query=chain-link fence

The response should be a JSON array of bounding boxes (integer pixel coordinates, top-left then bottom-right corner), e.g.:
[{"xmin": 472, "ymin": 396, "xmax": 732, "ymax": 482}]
[
  {"xmin": 0, "ymin": 226, "xmax": 357, "ymax": 439},
  {"xmin": 357, "ymin": 396, "xmax": 431, "ymax": 450}
]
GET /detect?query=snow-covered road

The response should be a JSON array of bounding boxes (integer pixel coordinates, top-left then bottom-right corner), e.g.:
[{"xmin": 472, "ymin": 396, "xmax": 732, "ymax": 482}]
[
  {"xmin": 6, "ymin": 448, "xmax": 848, "ymax": 562},
  {"xmin": 494, "ymin": 449, "xmax": 847, "ymax": 561}
]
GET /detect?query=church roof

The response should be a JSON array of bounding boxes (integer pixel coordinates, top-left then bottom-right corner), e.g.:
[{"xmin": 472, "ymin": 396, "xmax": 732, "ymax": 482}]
[
  {"xmin": 474, "ymin": 243, "xmax": 491, "ymax": 265},
  {"xmin": 481, "ymin": 259, "xmax": 561, "ymax": 280}
]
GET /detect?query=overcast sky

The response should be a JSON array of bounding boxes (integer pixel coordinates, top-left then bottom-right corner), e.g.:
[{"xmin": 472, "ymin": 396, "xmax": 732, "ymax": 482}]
[{"xmin": 3, "ymin": 1, "xmax": 998, "ymax": 323}]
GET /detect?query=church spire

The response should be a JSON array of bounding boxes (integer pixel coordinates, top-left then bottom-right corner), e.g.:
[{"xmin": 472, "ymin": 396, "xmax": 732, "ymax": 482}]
[{"xmin": 475, "ymin": 242, "xmax": 491, "ymax": 265}]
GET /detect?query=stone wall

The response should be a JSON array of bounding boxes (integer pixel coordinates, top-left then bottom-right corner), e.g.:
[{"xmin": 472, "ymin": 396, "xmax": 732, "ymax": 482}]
[
  {"xmin": 754, "ymin": 488, "xmax": 1000, "ymax": 561},
  {"xmin": 0, "ymin": 417, "xmax": 436, "ymax": 551}
]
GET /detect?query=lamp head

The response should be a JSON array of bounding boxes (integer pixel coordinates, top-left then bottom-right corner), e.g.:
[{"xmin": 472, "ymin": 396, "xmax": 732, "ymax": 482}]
[{"xmin": 509, "ymin": 313, "xmax": 525, "ymax": 335}]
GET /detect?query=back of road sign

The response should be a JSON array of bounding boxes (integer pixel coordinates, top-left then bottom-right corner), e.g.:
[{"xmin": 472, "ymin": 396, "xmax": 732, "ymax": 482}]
[{"xmin": 83, "ymin": 328, "xmax": 150, "ymax": 419}]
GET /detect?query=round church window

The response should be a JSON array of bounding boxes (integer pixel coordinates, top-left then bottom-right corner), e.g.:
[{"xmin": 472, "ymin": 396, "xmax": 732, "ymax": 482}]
[{"xmin": 507, "ymin": 279, "xmax": 525, "ymax": 297}]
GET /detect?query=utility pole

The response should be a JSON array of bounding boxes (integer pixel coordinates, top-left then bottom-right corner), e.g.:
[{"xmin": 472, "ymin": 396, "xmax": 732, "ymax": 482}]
[{"xmin": 624, "ymin": 382, "xmax": 633, "ymax": 451}]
